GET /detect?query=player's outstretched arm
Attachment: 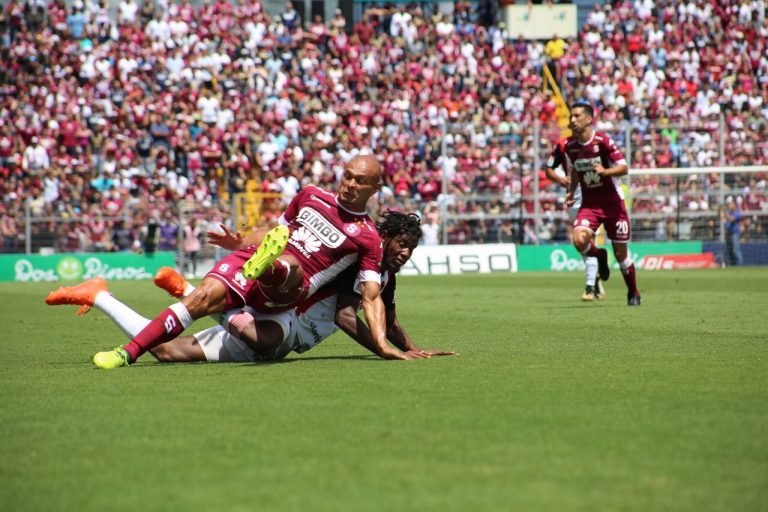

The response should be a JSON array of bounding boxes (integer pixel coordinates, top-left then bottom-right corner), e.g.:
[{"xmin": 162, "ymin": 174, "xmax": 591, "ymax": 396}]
[
  {"xmin": 359, "ymin": 281, "xmax": 412, "ymax": 360},
  {"xmin": 386, "ymin": 309, "xmax": 456, "ymax": 357}
]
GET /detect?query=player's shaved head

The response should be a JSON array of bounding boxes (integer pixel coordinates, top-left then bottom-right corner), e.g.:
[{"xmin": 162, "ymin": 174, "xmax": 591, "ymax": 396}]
[
  {"xmin": 348, "ymin": 155, "xmax": 382, "ymax": 183},
  {"xmin": 338, "ymin": 154, "xmax": 382, "ymax": 211}
]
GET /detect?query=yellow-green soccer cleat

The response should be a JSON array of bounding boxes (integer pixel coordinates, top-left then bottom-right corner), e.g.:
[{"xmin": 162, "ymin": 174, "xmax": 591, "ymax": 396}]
[
  {"xmin": 242, "ymin": 225, "xmax": 290, "ymax": 280},
  {"xmin": 93, "ymin": 347, "xmax": 131, "ymax": 369}
]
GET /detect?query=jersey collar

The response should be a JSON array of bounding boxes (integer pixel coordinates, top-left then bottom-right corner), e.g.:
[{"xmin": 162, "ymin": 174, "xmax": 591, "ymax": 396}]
[{"xmin": 335, "ymin": 196, "xmax": 367, "ymax": 216}]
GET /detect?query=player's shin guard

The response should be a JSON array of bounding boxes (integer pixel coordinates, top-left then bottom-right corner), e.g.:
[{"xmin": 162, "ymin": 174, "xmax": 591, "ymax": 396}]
[
  {"xmin": 619, "ymin": 257, "xmax": 639, "ymax": 296},
  {"xmin": 122, "ymin": 303, "xmax": 194, "ymax": 362}
]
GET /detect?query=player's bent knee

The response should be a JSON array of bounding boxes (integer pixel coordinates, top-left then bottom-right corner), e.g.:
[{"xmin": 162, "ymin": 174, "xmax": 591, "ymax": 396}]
[{"xmin": 572, "ymin": 227, "xmax": 592, "ymax": 249}]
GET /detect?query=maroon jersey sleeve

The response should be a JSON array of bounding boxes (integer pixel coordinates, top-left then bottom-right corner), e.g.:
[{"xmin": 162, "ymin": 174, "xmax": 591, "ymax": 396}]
[
  {"xmin": 357, "ymin": 227, "xmax": 384, "ymax": 284},
  {"xmin": 598, "ymin": 133, "xmax": 626, "ymax": 166}
]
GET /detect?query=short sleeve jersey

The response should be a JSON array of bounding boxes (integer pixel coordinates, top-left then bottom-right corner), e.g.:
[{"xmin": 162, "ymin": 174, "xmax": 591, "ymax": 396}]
[
  {"xmin": 557, "ymin": 132, "xmax": 627, "ymax": 207},
  {"xmin": 327, "ymin": 264, "xmax": 397, "ymax": 312},
  {"xmin": 278, "ymin": 185, "xmax": 383, "ymax": 297}
]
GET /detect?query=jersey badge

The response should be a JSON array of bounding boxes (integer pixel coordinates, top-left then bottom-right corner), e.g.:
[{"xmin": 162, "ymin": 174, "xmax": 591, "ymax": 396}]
[{"xmin": 343, "ymin": 222, "xmax": 362, "ymax": 237}]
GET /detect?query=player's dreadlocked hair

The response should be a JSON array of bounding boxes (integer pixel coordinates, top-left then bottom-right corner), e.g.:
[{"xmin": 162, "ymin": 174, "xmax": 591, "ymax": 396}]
[{"xmin": 376, "ymin": 210, "xmax": 422, "ymax": 240}]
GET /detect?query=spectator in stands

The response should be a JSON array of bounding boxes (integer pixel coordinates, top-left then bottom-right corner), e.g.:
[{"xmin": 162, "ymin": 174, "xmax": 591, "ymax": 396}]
[
  {"xmin": 183, "ymin": 217, "xmax": 202, "ymax": 277},
  {"xmin": 1, "ymin": 206, "xmax": 18, "ymax": 252},
  {"xmin": 22, "ymin": 137, "xmax": 49, "ymax": 174}
]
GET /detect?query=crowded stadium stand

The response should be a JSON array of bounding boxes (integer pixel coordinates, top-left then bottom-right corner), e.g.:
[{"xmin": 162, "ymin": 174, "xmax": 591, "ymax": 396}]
[{"xmin": 1, "ymin": 0, "xmax": 766, "ymax": 267}]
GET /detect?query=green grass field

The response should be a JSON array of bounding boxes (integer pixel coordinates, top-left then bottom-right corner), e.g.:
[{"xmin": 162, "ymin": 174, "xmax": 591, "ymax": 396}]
[{"xmin": 1, "ymin": 269, "xmax": 767, "ymax": 511}]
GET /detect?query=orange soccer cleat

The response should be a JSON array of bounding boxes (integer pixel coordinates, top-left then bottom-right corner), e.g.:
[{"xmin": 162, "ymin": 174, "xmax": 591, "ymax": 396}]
[
  {"xmin": 45, "ymin": 277, "xmax": 108, "ymax": 316},
  {"xmin": 153, "ymin": 266, "xmax": 188, "ymax": 298}
]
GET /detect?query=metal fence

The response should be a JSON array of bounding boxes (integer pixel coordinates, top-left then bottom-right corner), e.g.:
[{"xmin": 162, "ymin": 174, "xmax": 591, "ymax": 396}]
[
  {"xmin": 431, "ymin": 116, "xmax": 768, "ymax": 246},
  {"xmin": 6, "ymin": 118, "xmax": 767, "ymax": 257}
]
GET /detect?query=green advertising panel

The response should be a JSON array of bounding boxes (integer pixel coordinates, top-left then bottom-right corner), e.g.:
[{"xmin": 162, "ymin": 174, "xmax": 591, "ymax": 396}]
[
  {"xmin": 0, "ymin": 252, "xmax": 176, "ymax": 282},
  {"xmin": 517, "ymin": 242, "xmax": 703, "ymax": 272}
]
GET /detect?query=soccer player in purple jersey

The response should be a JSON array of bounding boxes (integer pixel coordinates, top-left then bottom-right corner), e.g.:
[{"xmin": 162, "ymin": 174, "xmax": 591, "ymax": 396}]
[{"xmin": 563, "ymin": 102, "xmax": 641, "ymax": 306}]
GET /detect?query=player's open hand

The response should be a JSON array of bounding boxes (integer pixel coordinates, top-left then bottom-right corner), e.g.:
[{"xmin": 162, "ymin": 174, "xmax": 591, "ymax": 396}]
[
  {"xmin": 207, "ymin": 223, "xmax": 244, "ymax": 251},
  {"xmin": 564, "ymin": 192, "xmax": 575, "ymax": 209}
]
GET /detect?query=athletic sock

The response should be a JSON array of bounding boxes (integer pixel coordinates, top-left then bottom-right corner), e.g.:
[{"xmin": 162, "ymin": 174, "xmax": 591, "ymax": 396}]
[
  {"xmin": 93, "ymin": 291, "xmax": 150, "ymax": 338},
  {"xmin": 257, "ymin": 259, "xmax": 291, "ymax": 288},
  {"xmin": 584, "ymin": 256, "xmax": 598, "ymax": 286},
  {"xmin": 619, "ymin": 257, "xmax": 639, "ymax": 295},
  {"xmin": 122, "ymin": 303, "xmax": 194, "ymax": 362}
]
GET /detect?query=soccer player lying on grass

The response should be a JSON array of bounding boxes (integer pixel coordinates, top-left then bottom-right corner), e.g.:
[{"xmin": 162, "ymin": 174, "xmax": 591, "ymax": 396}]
[
  {"xmin": 45, "ymin": 212, "xmax": 455, "ymax": 363},
  {"xmin": 62, "ymin": 155, "xmax": 403, "ymax": 368}
]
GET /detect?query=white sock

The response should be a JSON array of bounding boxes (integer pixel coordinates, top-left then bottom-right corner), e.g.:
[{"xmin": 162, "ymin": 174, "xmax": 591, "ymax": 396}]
[
  {"xmin": 169, "ymin": 302, "xmax": 194, "ymax": 329},
  {"xmin": 93, "ymin": 291, "xmax": 151, "ymax": 339},
  {"xmin": 584, "ymin": 256, "xmax": 598, "ymax": 286}
]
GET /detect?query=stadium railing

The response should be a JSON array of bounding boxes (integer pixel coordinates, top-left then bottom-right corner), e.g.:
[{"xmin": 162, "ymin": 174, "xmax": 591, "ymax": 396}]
[{"xmin": 429, "ymin": 117, "xmax": 767, "ymax": 256}]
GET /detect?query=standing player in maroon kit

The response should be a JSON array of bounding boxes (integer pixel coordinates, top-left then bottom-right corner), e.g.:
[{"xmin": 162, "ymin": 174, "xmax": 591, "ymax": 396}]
[
  {"xmin": 51, "ymin": 154, "xmax": 411, "ymax": 368},
  {"xmin": 563, "ymin": 102, "xmax": 641, "ymax": 306}
]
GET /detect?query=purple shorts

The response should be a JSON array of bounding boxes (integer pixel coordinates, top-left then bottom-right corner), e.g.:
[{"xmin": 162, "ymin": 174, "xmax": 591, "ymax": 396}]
[{"xmin": 573, "ymin": 202, "xmax": 631, "ymax": 242}]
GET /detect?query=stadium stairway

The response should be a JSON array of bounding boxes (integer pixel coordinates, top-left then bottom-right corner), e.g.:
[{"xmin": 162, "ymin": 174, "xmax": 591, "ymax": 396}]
[{"xmin": 542, "ymin": 64, "xmax": 571, "ymax": 138}]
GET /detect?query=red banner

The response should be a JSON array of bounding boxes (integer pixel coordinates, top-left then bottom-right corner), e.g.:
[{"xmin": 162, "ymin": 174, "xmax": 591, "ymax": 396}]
[{"xmin": 636, "ymin": 253, "xmax": 719, "ymax": 271}]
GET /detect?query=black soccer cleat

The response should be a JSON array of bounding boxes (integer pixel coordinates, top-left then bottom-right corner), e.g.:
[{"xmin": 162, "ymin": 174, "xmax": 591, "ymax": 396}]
[
  {"xmin": 596, "ymin": 248, "xmax": 610, "ymax": 282},
  {"xmin": 627, "ymin": 292, "xmax": 642, "ymax": 306}
]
